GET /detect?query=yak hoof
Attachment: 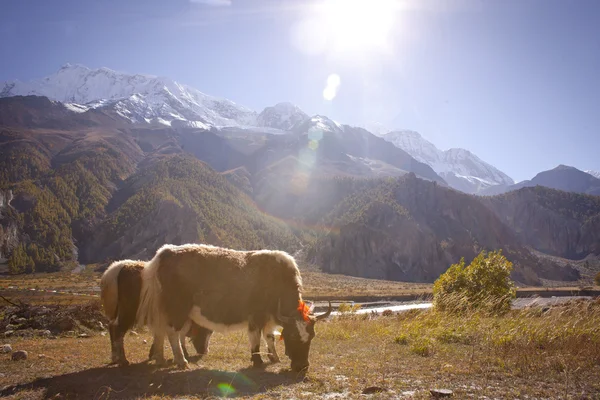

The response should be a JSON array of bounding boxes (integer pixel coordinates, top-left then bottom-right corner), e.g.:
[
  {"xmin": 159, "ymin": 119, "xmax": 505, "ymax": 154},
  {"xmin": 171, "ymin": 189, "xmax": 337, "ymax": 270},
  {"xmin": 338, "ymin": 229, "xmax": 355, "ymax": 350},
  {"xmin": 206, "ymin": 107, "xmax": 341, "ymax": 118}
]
[
  {"xmin": 268, "ymin": 355, "xmax": 280, "ymax": 364},
  {"xmin": 153, "ymin": 356, "xmax": 167, "ymax": 366},
  {"xmin": 175, "ymin": 359, "xmax": 189, "ymax": 369},
  {"xmin": 118, "ymin": 359, "xmax": 130, "ymax": 367},
  {"xmin": 251, "ymin": 357, "xmax": 265, "ymax": 368}
]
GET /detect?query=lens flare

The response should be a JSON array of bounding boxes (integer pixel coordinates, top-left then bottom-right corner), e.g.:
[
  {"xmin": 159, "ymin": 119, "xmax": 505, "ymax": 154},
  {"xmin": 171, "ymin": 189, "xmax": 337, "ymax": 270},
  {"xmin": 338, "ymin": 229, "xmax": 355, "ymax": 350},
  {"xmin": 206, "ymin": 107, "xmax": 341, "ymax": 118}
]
[
  {"xmin": 217, "ymin": 383, "xmax": 236, "ymax": 397},
  {"xmin": 323, "ymin": 73, "xmax": 341, "ymax": 101}
]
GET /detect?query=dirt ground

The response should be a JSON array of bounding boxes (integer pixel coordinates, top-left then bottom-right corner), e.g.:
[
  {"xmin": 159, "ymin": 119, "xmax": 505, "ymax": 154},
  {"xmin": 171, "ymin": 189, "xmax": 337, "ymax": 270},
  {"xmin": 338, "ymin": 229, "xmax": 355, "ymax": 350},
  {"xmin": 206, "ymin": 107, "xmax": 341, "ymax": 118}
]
[{"xmin": 1, "ymin": 299, "xmax": 600, "ymax": 399}]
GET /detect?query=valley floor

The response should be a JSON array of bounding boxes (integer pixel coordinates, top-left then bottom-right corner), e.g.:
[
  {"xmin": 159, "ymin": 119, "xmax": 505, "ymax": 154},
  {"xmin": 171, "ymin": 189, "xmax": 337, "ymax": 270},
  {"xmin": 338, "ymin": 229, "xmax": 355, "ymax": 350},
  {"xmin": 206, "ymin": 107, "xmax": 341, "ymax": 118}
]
[{"xmin": 1, "ymin": 296, "xmax": 600, "ymax": 399}]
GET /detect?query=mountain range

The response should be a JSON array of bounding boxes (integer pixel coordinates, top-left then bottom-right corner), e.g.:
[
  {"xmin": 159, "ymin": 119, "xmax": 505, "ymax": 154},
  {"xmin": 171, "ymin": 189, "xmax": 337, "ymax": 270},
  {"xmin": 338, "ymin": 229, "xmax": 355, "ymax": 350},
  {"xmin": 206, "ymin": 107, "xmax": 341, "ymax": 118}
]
[
  {"xmin": 480, "ymin": 165, "xmax": 600, "ymax": 196},
  {"xmin": 1, "ymin": 64, "xmax": 518, "ymax": 193},
  {"xmin": 1, "ymin": 64, "xmax": 599, "ymax": 285},
  {"xmin": 382, "ymin": 130, "xmax": 514, "ymax": 194}
]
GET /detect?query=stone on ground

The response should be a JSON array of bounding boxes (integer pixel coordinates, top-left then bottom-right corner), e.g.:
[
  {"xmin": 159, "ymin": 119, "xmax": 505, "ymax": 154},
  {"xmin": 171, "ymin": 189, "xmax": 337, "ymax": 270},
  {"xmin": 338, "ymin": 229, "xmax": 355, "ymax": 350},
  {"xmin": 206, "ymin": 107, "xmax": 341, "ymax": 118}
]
[{"xmin": 11, "ymin": 350, "xmax": 28, "ymax": 361}]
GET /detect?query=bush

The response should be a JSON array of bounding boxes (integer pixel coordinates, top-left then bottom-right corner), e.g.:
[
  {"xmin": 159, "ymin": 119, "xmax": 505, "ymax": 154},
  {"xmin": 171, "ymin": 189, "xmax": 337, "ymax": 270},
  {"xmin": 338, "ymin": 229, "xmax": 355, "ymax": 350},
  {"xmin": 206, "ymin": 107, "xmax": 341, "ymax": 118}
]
[
  {"xmin": 595, "ymin": 271, "xmax": 600, "ymax": 286},
  {"xmin": 337, "ymin": 302, "xmax": 362, "ymax": 314},
  {"xmin": 433, "ymin": 249, "xmax": 516, "ymax": 315},
  {"xmin": 393, "ymin": 333, "xmax": 409, "ymax": 345}
]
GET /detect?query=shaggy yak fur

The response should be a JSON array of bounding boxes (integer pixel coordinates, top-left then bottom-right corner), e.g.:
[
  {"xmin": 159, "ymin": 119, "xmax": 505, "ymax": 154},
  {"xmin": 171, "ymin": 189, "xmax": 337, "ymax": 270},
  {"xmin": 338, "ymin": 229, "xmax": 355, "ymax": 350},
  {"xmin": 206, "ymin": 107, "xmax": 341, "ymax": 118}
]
[
  {"xmin": 100, "ymin": 260, "xmax": 212, "ymax": 366},
  {"xmin": 135, "ymin": 243, "xmax": 331, "ymax": 372}
]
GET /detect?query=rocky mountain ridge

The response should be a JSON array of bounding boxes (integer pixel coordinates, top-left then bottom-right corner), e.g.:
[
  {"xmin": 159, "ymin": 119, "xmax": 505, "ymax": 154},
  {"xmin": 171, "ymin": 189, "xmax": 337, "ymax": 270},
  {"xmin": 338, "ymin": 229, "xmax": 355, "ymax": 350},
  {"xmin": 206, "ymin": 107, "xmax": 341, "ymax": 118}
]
[
  {"xmin": 480, "ymin": 165, "xmax": 600, "ymax": 196},
  {"xmin": 0, "ymin": 90, "xmax": 597, "ymax": 285},
  {"xmin": 383, "ymin": 130, "xmax": 514, "ymax": 194}
]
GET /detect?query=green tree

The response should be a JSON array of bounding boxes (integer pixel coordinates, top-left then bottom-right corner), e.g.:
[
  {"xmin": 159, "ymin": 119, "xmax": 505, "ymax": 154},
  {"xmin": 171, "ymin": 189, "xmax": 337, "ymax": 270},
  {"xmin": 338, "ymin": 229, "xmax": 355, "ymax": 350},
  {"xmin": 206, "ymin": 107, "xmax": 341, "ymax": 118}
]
[
  {"xmin": 8, "ymin": 244, "xmax": 35, "ymax": 274},
  {"xmin": 433, "ymin": 249, "xmax": 516, "ymax": 315}
]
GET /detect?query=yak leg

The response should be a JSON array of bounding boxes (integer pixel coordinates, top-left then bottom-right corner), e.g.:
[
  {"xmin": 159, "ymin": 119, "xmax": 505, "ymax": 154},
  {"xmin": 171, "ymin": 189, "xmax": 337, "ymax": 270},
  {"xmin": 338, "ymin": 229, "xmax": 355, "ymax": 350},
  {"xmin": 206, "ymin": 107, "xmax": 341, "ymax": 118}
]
[
  {"xmin": 263, "ymin": 319, "xmax": 280, "ymax": 363},
  {"xmin": 179, "ymin": 320, "xmax": 192, "ymax": 361},
  {"xmin": 164, "ymin": 319, "xmax": 190, "ymax": 368},
  {"xmin": 190, "ymin": 325, "xmax": 213, "ymax": 357},
  {"xmin": 148, "ymin": 333, "xmax": 167, "ymax": 364},
  {"xmin": 248, "ymin": 324, "xmax": 264, "ymax": 367},
  {"xmin": 149, "ymin": 329, "xmax": 167, "ymax": 365},
  {"xmin": 181, "ymin": 333, "xmax": 190, "ymax": 361},
  {"xmin": 108, "ymin": 318, "xmax": 128, "ymax": 366},
  {"xmin": 167, "ymin": 327, "xmax": 188, "ymax": 368}
]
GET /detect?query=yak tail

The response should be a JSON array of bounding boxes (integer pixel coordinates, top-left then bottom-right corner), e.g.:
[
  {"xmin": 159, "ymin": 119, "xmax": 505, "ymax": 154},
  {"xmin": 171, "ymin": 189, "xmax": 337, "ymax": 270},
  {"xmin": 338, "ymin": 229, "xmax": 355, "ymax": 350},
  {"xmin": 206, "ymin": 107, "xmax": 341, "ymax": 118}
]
[
  {"xmin": 135, "ymin": 250, "xmax": 166, "ymax": 332},
  {"xmin": 99, "ymin": 260, "xmax": 126, "ymax": 322}
]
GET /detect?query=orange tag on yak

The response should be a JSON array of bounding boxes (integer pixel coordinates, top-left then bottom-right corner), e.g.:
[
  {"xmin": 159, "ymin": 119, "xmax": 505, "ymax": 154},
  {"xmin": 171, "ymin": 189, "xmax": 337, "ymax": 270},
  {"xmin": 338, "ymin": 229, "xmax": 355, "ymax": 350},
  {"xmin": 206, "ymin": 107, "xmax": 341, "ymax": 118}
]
[{"xmin": 298, "ymin": 300, "xmax": 311, "ymax": 322}]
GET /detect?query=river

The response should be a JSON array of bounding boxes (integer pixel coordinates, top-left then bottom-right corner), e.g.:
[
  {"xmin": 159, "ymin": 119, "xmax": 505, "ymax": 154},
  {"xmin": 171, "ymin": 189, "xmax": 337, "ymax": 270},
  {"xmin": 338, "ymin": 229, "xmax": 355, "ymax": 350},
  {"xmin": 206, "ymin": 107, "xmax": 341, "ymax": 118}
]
[{"xmin": 318, "ymin": 295, "xmax": 594, "ymax": 316}]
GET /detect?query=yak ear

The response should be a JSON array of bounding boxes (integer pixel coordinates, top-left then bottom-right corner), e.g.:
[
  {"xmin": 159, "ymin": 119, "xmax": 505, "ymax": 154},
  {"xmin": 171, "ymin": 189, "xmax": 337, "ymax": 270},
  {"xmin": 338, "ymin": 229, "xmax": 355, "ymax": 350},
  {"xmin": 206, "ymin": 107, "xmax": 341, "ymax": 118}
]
[{"xmin": 277, "ymin": 299, "xmax": 295, "ymax": 324}]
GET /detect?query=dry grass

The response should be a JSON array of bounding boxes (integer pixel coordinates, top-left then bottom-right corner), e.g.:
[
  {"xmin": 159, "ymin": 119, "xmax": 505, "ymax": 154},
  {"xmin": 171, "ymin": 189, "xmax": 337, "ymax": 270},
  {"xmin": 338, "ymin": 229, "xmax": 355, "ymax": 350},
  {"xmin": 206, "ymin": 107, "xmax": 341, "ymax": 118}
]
[
  {"xmin": 300, "ymin": 271, "xmax": 432, "ymax": 299},
  {"xmin": 1, "ymin": 269, "xmax": 433, "ymax": 306},
  {"xmin": 3, "ymin": 267, "xmax": 599, "ymax": 308},
  {"xmin": 1, "ymin": 298, "xmax": 600, "ymax": 399}
]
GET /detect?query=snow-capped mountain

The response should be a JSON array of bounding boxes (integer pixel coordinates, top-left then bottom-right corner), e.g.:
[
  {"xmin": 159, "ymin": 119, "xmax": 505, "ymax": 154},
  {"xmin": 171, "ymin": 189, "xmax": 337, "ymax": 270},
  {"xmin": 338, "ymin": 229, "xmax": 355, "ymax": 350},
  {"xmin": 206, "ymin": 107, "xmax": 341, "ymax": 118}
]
[
  {"xmin": 586, "ymin": 170, "xmax": 600, "ymax": 179},
  {"xmin": 1, "ymin": 63, "xmax": 257, "ymax": 127},
  {"xmin": 383, "ymin": 130, "xmax": 514, "ymax": 194},
  {"xmin": 256, "ymin": 102, "xmax": 308, "ymax": 130},
  {"xmin": 361, "ymin": 121, "xmax": 391, "ymax": 137}
]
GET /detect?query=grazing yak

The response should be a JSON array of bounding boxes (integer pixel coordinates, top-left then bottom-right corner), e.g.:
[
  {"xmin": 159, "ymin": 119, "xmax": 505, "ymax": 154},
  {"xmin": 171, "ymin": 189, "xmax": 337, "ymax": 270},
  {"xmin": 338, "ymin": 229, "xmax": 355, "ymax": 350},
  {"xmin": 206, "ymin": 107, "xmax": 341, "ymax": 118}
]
[
  {"xmin": 100, "ymin": 259, "xmax": 212, "ymax": 366},
  {"xmin": 136, "ymin": 243, "xmax": 332, "ymax": 372}
]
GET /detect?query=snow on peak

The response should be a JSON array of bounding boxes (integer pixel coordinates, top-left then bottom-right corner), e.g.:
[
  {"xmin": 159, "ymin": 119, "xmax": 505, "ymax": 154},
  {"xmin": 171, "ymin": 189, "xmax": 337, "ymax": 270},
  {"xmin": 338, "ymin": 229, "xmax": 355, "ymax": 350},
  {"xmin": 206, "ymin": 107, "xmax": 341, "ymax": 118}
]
[
  {"xmin": 382, "ymin": 130, "xmax": 514, "ymax": 193},
  {"xmin": 1, "ymin": 64, "xmax": 257, "ymax": 128},
  {"xmin": 361, "ymin": 121, "xmax": 392, "ymax": 137},
  {"xmin": 383, "ymin": 130, "xmax": 441, "ymax": 166},
  {"xmin": 256, "ymin": 102, "xmax": 308, "ymax": 130},
  {"xmin": 585, "ymin": 170, "xmax": 600, "ymax": 179},
  {"xmin": 309, "ymin": 115, "xmax": 342, "ymax": 133}
]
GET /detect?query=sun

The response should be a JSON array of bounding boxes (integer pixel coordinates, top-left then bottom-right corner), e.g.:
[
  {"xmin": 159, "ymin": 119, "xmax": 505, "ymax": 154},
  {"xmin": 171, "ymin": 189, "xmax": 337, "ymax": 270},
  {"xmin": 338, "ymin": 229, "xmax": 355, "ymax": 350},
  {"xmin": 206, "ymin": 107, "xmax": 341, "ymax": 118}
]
[{"xmin": 317, "ymin": 0, "xmax": 397, "ymax": 53}]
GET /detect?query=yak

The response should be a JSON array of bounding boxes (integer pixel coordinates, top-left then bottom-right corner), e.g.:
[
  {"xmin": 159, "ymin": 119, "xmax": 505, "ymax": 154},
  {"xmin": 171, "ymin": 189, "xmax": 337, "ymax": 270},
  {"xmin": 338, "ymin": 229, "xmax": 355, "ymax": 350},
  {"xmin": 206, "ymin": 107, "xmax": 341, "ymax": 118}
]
[
  {"xmin": 135, "ymin": 243, "xmax": 331, "ymax": 372},
  {"xmin": 100, "ymin": 259, "xmax": 212, "ymax": 366}
]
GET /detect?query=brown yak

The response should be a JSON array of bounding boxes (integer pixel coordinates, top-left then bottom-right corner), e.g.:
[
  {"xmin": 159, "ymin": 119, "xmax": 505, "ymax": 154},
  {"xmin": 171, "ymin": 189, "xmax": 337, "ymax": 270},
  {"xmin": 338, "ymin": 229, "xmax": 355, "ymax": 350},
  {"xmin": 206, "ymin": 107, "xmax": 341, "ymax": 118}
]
[
  {"xmin": 100, "ymin": 259, "xmax": 212, "ymax": 366},
  {"xmin": 136, "ymin": 243, "xmax": 331, "ymax": 372}
]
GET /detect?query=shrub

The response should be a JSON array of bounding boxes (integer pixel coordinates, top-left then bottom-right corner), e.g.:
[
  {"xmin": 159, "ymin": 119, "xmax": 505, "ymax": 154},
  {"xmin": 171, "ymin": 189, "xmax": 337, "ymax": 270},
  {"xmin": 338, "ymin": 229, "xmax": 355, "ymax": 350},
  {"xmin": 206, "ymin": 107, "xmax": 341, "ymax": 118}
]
[
  {"xmin": 410, "ymin": 337, "xmax": 433, "ymax": 357},
  {"xmin": 382, "ymin": 309, "xmax": 394, "ymax": 317},
  {"xmin": 393, "ymin": 333, "xmax": 409, "ymax": 345},
  {"xmin": 595, "ymin": 271, "xmax": 600, "ymax": 287},
  {"xmin": 337, "ymin": 302, "xmax": 361, "ymax": 314},
  {"xmin": 432, "ymin": 249, "xmax": 516, "ymax": 315}
]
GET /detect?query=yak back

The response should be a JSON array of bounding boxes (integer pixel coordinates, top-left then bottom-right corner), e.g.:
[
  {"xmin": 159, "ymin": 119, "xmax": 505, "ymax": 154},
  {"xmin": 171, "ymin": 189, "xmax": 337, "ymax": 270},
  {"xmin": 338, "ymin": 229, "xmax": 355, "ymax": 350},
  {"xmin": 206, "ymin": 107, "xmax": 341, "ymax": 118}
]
[
  {"xmin": 156, "ymin": 245, "xmax": 303, "ymax": 327},
  {"xmin": 117, "ymin": 262, "xmax": 145, "ymax": 331}
]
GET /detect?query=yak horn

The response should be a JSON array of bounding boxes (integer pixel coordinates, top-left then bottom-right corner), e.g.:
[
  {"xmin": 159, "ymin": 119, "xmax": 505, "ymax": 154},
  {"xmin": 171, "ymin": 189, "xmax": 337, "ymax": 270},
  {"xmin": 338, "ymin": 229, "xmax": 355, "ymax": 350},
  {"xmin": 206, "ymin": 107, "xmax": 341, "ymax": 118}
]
[
  {"xmin": 277, "ymin": 299, "xmax": 295, "ymax": 324},
  {"xmin": 315, "ymin": 301, "xmax": 332, "ymax": 321}
]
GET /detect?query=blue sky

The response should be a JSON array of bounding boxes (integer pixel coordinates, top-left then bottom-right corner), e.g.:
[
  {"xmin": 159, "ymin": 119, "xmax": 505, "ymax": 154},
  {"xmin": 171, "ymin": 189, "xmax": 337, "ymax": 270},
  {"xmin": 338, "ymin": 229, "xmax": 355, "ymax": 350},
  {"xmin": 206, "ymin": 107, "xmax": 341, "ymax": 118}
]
[{"xmin": 1, "ymin": 0, "xmax": 599, "ymax": 182}]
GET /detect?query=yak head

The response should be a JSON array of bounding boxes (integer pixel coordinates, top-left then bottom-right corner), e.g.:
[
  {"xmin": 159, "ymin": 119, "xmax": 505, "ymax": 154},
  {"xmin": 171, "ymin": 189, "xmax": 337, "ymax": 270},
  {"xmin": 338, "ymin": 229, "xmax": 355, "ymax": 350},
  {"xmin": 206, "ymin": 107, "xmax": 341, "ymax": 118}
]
[{"xmin": 277, "ymin": 299, "xmax": 332, "ymax": 372}]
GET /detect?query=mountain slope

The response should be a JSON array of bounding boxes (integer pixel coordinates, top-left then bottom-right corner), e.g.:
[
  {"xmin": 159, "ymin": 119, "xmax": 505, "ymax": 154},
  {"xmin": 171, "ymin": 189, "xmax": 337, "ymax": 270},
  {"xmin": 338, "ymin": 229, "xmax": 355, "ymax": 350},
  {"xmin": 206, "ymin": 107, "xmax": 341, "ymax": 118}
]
[
  {"xmin": 0, "ymin": 96, "xmax": 303, "ymax": 272},
  {"xmin": 82, "ymin": 154, "xmax": 301, "ymax": 263},
  {"xmin": 383, "ymin": 130, "xmax": 514, "ymax": 194},
  {"xmin": 483, "ymin": 186, "xmax": 600, "ymax": 259},
  {"xmin": 305, "ymin": 174, "xmax": 578, "ymax": 285},
  {"xmin": 0, "ymin": 124, "xmax": 142, "ymax": 272},
  {"xmin": 1, "ymin": 63, "xmax": 257, "ymax": 128},
  {"xmin": 586, "ymin": 170, "xmax": 600, "ymax": 179},
  {"xmin": 480, "ymin": 165, "xmax": 600, "ymax": 196},
  {"xmin": 256, "ymin": 102, "xmax": 308, "ymax": 130}
]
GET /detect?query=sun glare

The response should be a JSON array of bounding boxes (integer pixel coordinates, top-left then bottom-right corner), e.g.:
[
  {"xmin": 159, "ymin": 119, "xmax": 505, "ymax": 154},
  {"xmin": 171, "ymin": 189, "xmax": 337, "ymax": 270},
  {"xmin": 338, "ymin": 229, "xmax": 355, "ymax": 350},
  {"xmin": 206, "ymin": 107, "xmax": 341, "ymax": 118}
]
[
  {"xmin": 318, "ymin": 0, "xmax": 396, "ymax": 53},
  {"xmin": 291, "ymin": 0, "xmax": 399, "ymax": 57}
]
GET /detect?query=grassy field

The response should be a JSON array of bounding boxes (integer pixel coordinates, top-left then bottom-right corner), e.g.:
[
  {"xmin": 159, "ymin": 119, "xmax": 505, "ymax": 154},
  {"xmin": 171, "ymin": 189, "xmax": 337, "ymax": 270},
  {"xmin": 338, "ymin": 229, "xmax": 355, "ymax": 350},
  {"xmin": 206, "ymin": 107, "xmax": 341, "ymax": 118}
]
[
  {"xmin": 1, "ymin": 295, "xmax": 600, "ymax": 398},
  {"xmin": 1, "ymin": 269, "xmax": 600, "ymax": 399},
  {"xmin": 3, "ymin": 269, "xmax": 597, "ymax": 306},
  {"xmin": 0, "ymin": 269, "xmax": 433, "ymax": 306}
]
